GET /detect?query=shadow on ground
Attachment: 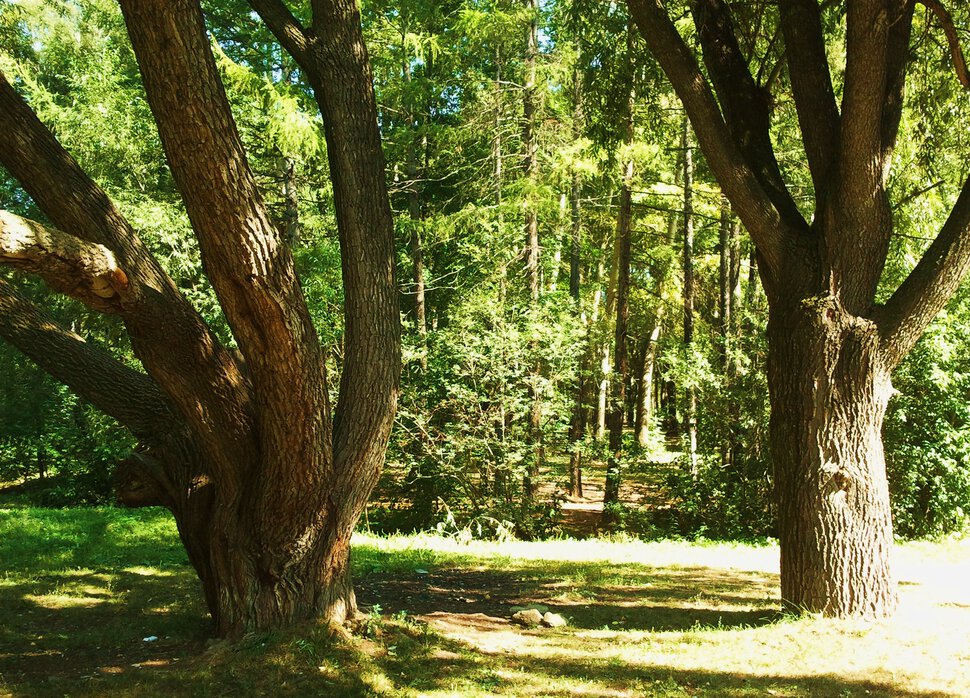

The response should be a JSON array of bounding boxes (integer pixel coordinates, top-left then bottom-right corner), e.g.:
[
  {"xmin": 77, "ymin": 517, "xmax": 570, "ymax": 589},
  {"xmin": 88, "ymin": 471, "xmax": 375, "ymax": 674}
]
[
  {"xmin": 0, "ymin": 567, "xmax": 208, "ymax": 690},
  {"xmin": 357, "ymin": 563, "xmax": 780, "ymax": 631},
  {"xmin": 0, "ymin": 518, "xmax": 957, "ymax": 698}
]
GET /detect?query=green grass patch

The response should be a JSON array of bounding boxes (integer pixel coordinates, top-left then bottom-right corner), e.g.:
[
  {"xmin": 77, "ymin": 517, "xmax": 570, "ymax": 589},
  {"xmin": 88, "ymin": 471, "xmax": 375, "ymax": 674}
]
[{"xmin": 1, "ymin": 507, "xmax": 968, "ymax": 696}]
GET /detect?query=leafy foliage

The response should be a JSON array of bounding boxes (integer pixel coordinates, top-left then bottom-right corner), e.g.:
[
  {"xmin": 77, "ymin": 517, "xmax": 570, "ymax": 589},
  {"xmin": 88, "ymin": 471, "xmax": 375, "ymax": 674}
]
[{"xmin": 1, "ymin": 0, "xmax": 969, "ymax": 543}]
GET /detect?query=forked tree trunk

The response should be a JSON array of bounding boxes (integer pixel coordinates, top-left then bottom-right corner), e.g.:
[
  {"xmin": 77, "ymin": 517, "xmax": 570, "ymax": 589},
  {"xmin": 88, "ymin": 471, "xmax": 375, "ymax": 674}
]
[
  {"xmin": 768, "ymin": 297, "xmax": 897, "ymax": 616},
  {"xmin": 192, "ymin": 505, "xmax": 356, "ymax": 634}
]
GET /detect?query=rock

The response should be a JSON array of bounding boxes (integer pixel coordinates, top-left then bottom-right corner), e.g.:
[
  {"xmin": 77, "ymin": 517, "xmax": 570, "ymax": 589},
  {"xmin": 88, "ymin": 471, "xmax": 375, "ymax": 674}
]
[
  {"xmin": 541, "ymin": 612, "xmax": 567, "ymax": 628},
  {"xmin": 511, "ymin": 609, "xmax": 544, "ymax": 627}
]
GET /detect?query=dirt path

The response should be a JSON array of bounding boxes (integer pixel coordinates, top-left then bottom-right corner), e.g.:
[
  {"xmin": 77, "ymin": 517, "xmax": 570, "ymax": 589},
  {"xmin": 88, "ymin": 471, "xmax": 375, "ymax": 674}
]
[{"xmin": 543, "ymin": 455, "xmax": 676, "ymax": 538}]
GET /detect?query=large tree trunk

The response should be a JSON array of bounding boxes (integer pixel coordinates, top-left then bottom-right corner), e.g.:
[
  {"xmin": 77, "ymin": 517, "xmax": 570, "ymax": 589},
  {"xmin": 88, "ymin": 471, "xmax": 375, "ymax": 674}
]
[
  {"xmin": 627, "ymin": 0, "xmax": 970, "ymax": 619},
  {"xmin": 117, "ymin": 438, "xmax": 362, "ymax": 636},
  {"xmin": 768, "ymin": 296, "xmax": 896, "ymax": 616},
  {"xmin": 0, "ymin": 0, "xmax": 400, "ymax": 640}
]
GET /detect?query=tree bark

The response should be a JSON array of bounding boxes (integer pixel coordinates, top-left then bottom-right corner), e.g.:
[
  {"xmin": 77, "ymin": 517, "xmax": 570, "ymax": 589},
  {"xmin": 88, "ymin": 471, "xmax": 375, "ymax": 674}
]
[
  {"xmin": 603, "ymin": 53, "xmax": 636, "ymax": 519},
  {"xmin": 282, "ymin": 156, "xmax": 300, "ymax": 244},
  {"xmin": 634, "ymin": 321, "xmax": 661, "ymax": 447},
  {"xmin": 401, "ymin": 44, "xmax": 428, "ymax": 371},
  {"xmin": 566, "ymin": 69, "xmax": 587, "ymax": 500},
  {"xmin": 768, "ymin": 296, "xmax": 896, "ymax": 616}
]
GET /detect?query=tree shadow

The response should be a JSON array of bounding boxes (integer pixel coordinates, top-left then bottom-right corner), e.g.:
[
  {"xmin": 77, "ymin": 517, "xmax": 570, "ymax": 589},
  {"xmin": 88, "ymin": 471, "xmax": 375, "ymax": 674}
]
[
  {"xmin": 357, "ymin": 562, "xmax": 780, "ymax": 631},
  {"xmin": 395, "ymin": 643, "xmax": 956, "ymax": 697},
  {"xmin": 0, "ymin": 567, "xmax": 208, "ymax": 689}
]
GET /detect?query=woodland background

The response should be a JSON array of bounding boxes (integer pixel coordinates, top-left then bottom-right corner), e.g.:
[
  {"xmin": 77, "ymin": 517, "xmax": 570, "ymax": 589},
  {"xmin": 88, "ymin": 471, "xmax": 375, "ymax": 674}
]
[{"xmin": 2, "ymin": 0, "xmax": 969, "ymax": 542}]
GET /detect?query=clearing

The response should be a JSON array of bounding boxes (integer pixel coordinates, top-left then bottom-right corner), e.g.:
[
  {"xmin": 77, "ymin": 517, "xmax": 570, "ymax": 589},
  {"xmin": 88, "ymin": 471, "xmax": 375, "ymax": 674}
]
[{"xmin": 0, "ymin": 507, "xmax": 968, "ymax": 697}]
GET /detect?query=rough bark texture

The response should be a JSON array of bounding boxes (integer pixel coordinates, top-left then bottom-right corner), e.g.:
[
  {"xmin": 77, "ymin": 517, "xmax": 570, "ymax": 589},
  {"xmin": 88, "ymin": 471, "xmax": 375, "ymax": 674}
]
[
  {"xmin": 1, "ymin": 0, "xmax": 399, "ymax": 638},
  {"xmin": 627, "ymin": 0, "xmax": 970, "ymax": 617},
  {"xmin": 769, "ymin": 296, "xmax": 896, "ymax": 616}
]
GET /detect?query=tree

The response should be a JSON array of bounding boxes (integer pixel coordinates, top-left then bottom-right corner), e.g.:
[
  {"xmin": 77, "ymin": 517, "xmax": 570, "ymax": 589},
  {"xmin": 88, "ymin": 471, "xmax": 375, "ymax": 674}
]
[
  {"xmin": 627, "ymin": 0, "xmax": 970, "ymax": 616},
  {"xmin": 0, "ymin": 0, "xmax": 399, "ymax": 637},
  {"xmin": 603, "ymin": 21, "xmax": 637, "ymax": 519}
]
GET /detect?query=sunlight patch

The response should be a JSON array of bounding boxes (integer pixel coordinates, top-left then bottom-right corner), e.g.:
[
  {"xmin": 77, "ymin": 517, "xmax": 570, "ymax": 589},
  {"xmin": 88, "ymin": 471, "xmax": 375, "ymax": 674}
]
[{"xmin": 24, "ymin": 593, "xmax": 104, "ymax": 609}]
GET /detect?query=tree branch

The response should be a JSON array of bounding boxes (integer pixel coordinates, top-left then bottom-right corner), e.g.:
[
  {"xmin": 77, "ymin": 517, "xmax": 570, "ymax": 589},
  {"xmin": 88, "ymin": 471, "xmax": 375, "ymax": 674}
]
[
  {"xmin": 918, "ymin": 0, "xmax": 970, "ymax": 89},
  {"xmin": 778, "ymin": 0, "xmax": 841, "ymax": 198},
  {"xmin": 0, "ymin": 276, "xmax": 172, "ymax": 440},
  {"xmin": 877, "ymin": 175, "xmax": 970, "ymax": 367},
  {"xmin": 691, "ymin": 0, "xmax": 806, "ymax": 231},
  {"xmin": 289, "ymin": 0, "xmax": 400, "ymax": 511},
  {"xmin": 0, "ymin": 210, "xmax": 129, "ymax": 312},
  {"xmin": 118, "ymin": 0, "xmax": 337, "ymax": 546},
  {"xmin": 881, "ymin": 1, "xmax": 916, "ymax": 163},
  {"xmin": 0, "ymin": 68, "xmax": 255, "ymax": 482},
  {"xmin": 822, "ymin": 0, "xmax": 911, "ymax": 314},
  {"xmin": 839, "ymin": 0, "xmax": 891, "ymax": 203},
  {"xmin": 246, "ymin": 0, "xmax": 310, "ymax": 64},
  {"xmin": 626, "ymin": 0, "xmax": 790, "ymax": 278}
]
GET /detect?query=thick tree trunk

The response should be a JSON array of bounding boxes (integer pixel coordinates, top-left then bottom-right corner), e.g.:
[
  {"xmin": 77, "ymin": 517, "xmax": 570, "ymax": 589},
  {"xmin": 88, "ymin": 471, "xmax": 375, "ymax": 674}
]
[
  {"xmin": 205, "ymin": 516, "xmax": 357, "ymax": 635},
  {"xmin": 627, "ymin": 0, "xmax": 970, "ymax": 621},
  {"xmin": 768, "ymin": 297, "xmax": 897, "ymax": 617},
  {"xmin": 124, "ymin": 0, "xmax": 398, "ymax": 637}
]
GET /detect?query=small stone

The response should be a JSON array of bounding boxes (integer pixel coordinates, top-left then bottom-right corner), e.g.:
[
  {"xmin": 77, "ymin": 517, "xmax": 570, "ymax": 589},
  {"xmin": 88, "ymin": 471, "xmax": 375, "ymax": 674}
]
[
  {"xmin": 511, "ymin": 609, "xmax": 544, "ymax": 627},
  {"xmin": 541, "ymin": 612, "xmax": 567, "ymax": 628}
]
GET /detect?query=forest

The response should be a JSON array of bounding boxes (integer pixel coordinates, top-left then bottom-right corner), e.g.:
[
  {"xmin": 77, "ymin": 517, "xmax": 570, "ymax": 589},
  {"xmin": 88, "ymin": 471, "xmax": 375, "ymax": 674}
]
[{"xmin": 1, "ymin": 0, "xmax": 970, "ymax": 695}]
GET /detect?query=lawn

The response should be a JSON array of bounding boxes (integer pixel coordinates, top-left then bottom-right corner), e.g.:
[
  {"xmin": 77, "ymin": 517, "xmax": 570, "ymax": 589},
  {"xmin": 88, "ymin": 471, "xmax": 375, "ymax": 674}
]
[{"xmin": 0, "ymin": 507, "xmax": 968, "ymax": 697}]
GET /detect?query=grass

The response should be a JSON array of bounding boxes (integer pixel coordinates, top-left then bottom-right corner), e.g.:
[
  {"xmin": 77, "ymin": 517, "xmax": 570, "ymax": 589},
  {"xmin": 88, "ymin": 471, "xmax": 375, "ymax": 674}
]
[{"xmin": 1, "ymin": 507, "xmax": 969, "ymax": 697}]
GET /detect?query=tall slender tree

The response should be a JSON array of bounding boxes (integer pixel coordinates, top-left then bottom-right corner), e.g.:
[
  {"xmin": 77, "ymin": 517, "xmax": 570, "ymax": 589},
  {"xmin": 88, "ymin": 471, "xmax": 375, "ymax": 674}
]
[
  {"xmin": 603, "ymin": 22, "xmax": 638, "ymax": 517},
  {"xmin": 680, "ymin": 116, "xmax": 699, "ymax": 475},
  {"xmin": 522, "ymin": 0, "xmax": 544, "ymax": 501}
]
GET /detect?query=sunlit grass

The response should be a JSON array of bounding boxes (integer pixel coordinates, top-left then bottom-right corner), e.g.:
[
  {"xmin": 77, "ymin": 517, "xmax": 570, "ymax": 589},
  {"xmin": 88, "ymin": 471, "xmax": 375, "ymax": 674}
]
[{"xmin": 1, "ymin": 507, "xmax": 968, "ymax": 696}]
